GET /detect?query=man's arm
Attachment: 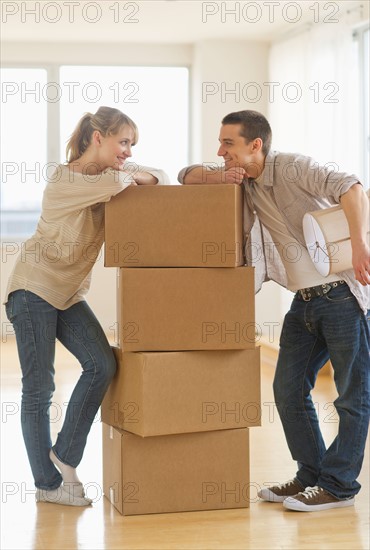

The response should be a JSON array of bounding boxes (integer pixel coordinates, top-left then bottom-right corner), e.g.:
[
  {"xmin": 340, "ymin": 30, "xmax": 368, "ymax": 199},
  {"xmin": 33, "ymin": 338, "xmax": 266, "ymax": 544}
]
[
  {"xmin": 179, "ymin": 165, "xmax": 245, "ymax": 185},
  {"xmin": 340, "ymin": 184, "xmax": 370, "ymax": 285}
]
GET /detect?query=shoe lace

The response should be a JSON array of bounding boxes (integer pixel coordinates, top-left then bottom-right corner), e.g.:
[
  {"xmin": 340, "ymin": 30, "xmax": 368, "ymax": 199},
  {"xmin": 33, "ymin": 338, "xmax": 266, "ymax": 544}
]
[
  {"xmin": 300, "ymin": 486, "xmax": 321, "ymax": 500},
  {"xmin": 279, "ymin": 479, "xmax": 297, "ymax": 489}
]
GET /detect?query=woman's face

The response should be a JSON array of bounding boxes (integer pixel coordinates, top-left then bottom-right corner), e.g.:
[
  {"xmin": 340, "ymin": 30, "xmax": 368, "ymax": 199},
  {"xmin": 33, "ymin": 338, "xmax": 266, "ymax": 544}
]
[{"xmin": 97, "ymin": 125, "xmax": 136, "ymax": 171}]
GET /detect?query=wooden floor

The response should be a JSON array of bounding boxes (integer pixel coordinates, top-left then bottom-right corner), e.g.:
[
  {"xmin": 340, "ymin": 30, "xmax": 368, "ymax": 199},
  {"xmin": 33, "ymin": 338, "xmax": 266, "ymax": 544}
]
[{"xmin": 1, "ymin": 337, "xmax": 369, "ymax": 550}]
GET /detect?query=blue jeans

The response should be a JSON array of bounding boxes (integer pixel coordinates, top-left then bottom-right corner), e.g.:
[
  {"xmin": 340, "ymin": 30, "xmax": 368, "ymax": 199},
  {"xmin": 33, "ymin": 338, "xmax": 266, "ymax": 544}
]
[
  {"xmin": 273, "ymin": 283, "xmax": 370, "ymax": 499},
  {"xmin": 5, "ymin": 290, "xmax": 116, "ymax": 490}
]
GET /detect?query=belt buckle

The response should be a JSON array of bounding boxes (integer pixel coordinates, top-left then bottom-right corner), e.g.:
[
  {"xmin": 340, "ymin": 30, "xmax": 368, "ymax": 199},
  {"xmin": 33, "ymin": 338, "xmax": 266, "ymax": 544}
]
[{"xmin": 300, "ymin": 289, "xmax": 311, "ymax": 302}]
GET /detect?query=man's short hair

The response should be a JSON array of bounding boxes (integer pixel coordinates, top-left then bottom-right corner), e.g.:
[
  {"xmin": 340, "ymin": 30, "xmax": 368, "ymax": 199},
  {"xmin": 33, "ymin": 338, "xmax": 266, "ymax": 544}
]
[{"xmin": 221, "ymin": 110, "xmax": 272, "ymax": 156}]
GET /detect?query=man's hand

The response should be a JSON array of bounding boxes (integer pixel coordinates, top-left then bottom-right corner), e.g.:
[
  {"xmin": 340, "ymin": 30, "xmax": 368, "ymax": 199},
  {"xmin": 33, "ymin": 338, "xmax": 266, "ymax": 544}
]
[
  {"xmin": 224, "ymin": 166, "xmax": 246, "ymax": 185},
  {"xmin": 352, "ymin": 242, "xmax": 370, "ymax": 286}
]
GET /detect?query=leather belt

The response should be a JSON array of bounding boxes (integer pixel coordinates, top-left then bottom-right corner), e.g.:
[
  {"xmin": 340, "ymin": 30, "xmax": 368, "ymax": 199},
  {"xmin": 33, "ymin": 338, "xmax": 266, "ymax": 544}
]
[{"xmin": 297, "ymin": 280, "xmax": 346, "ymax": 302}]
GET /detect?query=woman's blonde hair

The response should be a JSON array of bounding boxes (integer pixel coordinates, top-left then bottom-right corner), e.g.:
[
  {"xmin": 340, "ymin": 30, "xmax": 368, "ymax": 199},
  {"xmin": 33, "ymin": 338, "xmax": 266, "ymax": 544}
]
[{"xmin": 66, "ymin": 106, "xmax": 138, "ymax": 163}]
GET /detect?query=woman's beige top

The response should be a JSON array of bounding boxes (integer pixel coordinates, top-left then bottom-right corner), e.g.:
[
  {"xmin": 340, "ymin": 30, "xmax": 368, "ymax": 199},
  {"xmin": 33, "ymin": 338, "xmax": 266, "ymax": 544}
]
[{"xmin": 5, "ymin": 163, "xmax": 170, "ymax": 310}]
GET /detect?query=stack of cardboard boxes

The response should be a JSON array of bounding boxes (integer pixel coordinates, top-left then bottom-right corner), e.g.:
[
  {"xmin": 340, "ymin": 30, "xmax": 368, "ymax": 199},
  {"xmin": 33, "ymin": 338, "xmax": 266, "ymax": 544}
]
[{"xmin": 102, "ymin": 185, "xmax": 261, "ymax": 515}]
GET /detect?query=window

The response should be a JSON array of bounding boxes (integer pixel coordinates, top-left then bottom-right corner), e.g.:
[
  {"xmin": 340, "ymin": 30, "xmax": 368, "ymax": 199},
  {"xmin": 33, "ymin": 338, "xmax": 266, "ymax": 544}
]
[
  {"xmin": 1, "ymin": 68, "xmax": 48, "ymax": 236},
  {"xmin": 355, "ymin": 25, "xmax": 370, "ymax": 188},
  {"xmin": 1, "ymin": 65, "xmax": 189, "ymax": 238},
  {"xmin": 268, "ymin": 17, "xmax": 367, "ymax": 182}
]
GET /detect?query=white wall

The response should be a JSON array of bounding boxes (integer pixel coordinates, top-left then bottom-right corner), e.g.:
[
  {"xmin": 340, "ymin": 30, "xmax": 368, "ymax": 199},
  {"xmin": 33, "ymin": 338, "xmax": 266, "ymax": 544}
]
[
  {"xmin": 191, "ymin": 40, "xmax": 269, "ymax": 162},
  {"xmin": 2, "ymin": 41, "xmax": 192, "ymax": 66}
]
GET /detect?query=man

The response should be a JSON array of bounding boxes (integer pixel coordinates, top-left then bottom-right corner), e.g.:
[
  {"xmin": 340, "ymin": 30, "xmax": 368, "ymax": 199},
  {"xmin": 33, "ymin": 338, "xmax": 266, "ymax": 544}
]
[{"xmin": 178, "ymin": 110, "xmax": 370, "ymax": 512}]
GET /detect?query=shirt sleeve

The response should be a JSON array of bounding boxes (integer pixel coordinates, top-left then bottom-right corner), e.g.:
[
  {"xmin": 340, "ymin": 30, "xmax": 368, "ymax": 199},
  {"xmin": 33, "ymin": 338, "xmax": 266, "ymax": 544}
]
[
  {"xmin": 281, "ymin": 154, "xmax": 360, "ymax": 204},
  {"xmin": 44, "ymin": 164, "xmax": 170, "ymax": 213}
]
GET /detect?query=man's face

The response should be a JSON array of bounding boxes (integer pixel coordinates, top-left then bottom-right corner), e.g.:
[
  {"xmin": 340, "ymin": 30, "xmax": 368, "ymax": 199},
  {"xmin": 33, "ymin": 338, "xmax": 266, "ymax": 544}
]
[{"xmin": 217, "ymin": 123, "xmax": 255, "ymax": 174}]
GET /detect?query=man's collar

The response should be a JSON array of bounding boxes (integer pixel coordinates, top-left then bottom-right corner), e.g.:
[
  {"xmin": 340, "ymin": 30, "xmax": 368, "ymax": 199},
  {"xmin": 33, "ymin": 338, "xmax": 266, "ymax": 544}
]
[{"xmin": 254, "ymin": 150, "xmax": 276, "ymax": 187}]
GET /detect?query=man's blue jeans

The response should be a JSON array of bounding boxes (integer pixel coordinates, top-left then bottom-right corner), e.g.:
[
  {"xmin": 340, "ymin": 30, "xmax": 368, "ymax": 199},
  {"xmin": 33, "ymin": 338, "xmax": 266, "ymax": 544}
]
[
  {"xmin": 5, "ymin": 290, "xmax": 116, "ymax": 490},
  {"xmin": 273, "ymin": 282, "xmax": 370, "ymax": 499}
]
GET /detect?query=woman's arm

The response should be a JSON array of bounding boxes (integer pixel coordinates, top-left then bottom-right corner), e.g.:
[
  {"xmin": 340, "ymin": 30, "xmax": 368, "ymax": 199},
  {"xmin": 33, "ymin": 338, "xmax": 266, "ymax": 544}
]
[
  {"xmin": 123, "ymin": 163, "xmax": 170, "ymax": 186},
  {"xmin": 133, "ymin": 172, "xmax": 158, "ymax": 185},
  {"xmin": 340, "ymin": 184, "xmax": 370, "ymax": 285}
]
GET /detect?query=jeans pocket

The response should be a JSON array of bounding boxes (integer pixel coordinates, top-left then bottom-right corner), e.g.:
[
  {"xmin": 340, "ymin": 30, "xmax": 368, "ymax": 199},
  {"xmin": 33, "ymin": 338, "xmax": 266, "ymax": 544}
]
[
  {"xmin": 5, "ymin": 293, "xmax": 14, "ymax": 323},
  {"xmin": 324, "ymin": 294, "xmax": 355, "ymax": 303},
  {"xmin": 26, "ymin": 291, "xmax": 45, "ymax": 304},
  {"xmin": 324, "ymin": 284, "xmax": 354, "ymax": 303}
]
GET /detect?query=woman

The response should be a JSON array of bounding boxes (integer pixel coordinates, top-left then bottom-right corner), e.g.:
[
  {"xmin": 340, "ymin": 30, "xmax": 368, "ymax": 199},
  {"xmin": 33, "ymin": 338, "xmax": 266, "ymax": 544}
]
[{"xmin": 4, "ymin": 106, "xmax": 169, "ymax": 506}]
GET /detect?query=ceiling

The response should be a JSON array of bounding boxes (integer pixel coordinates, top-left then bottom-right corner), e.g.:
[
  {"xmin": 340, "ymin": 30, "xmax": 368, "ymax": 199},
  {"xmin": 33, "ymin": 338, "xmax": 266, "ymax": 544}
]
[{"xmin": 1, "ymin": 0, "xmax": 365, "ymax": 44}]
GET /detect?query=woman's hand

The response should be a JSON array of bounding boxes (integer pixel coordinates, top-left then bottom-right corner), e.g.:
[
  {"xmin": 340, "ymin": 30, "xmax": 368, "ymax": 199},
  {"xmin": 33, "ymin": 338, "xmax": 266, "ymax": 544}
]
[
  {"xmin": 133, "ymin": 172, "xmax": 158, "ymax": 185},
  {"xmin": 115, "ymin": 165, "xmax": 158, "ymax": 185}
]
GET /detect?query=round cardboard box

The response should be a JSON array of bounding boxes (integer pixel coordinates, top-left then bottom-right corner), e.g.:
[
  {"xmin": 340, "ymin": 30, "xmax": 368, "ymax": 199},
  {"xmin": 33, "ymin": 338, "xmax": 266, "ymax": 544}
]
[{"xmin": 303, "ymin": 190, "xmax": 370, "ymax": 276}]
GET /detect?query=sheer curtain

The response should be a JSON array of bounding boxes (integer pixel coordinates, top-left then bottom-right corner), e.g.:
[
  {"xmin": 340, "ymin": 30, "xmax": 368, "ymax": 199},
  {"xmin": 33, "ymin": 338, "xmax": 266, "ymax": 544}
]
[
  {"xmin": 268, "ymin": 11, "xmax": 363, "ymax": 180},
  {"xmin": 266, "ymin": 10, "xmax": 366, "ymax": 328}
]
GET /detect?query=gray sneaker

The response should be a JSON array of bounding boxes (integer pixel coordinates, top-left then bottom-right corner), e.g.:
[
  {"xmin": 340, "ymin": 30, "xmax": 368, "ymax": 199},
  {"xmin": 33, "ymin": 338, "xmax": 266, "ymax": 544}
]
[
  {"xmin": 258, "ymin": 479, "xmax": 305, "ymax": 502},
  {"xmin": 283, "ymin": 486, "xmax": 355, "ymax": 512}
]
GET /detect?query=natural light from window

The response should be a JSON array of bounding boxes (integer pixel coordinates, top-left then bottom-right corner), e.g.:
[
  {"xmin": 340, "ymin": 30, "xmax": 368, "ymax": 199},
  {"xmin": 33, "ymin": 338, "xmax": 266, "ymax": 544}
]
[
  {"xmin": 1, "ymin": 68, "xmax": 47, "ymax": 210},
  {"xmin": 59, "ymin": 65, "xmax": 189, "ymax": 185}
]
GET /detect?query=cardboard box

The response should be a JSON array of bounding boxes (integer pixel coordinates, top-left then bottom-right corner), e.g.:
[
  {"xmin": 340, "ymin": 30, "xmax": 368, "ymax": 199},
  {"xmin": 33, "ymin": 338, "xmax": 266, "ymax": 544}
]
[
  {"xmin": 104, "ymin": 185, "xmax": 243, "ymax": 267},
  {"xmin": 117, "ymin": 267, "xmax": 255, "ymax": 351},
  {"xmin": 102, "ymin": 423, "xmax": 250, "ymax": 515},
  {"xmin": 102, "ymin": 347, "xmax": 261, "ymax": 436}
]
